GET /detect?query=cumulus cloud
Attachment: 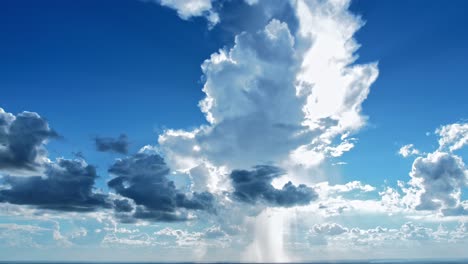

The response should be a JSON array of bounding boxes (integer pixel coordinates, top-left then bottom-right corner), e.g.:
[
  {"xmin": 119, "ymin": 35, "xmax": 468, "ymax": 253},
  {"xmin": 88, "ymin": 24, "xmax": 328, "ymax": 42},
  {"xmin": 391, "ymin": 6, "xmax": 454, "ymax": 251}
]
[
  {"xmin": 0, "ymin": 158, "xmax": 110, "ymax": 212},
  {"xmin": 107, "ymin": 152, "xmax": 216, "ymax": 222},
  {"xmin": 290, "ymin": 0, "xmax": 379, "ymax": 167},
  {"xmin": 0, "ymin": 108, "xmax": 58, "ymax": 174},
  {"xmin": 94, "ymin": 134, "xmax": 129, "ymax": 154},
  {"xmin": 160, "ymin": 19, "xmax": 312, "ymax": 171},
  {"xmin": 408, "ymin": 151, "xmax": 467, "ymax": 215},
  {"xmin": 393, "ymin": 122, "xmax": 468, "ymax": 216},
  {"xmin": 152, "ymin": 2, "xmax": 379, "ymax": 257},
  {"xmin": 159, "ymin": 0, "xmax": 378, "ymax": 198},
  {"xmin": 230, "ymin": 165, "xmax": 317, "ymax": 207},
  {"xmin": 155, "ymin": 225, "xmax": 229, "ymax": 249},
  {"xmin": 399, "ymin": 144, "xmax": 420, "ymax": 158},
  {"xmin": 311, "ymin": 223, "xmax": 348, "ymax": 236},
  {"xmin": 385, "ymin": 123, "xmax": 468, "ymax": 217},
  {"xmin": 1, "ymin": 0, "xmax": 383, "ymax": 256},
  {"xmin": 314, "ymin": 181, "xmax": 376, "ymax": 195},
  {"xmin": 305, "ymin": 221, "xmax": 468, "ymax": 248},
  {"xmin": 437, "ymin": 123, "xmax": 468, "ymax": 152},
  {"xmin": 155, "ymin": 0, "xmax": 219, "ymax": 26}
]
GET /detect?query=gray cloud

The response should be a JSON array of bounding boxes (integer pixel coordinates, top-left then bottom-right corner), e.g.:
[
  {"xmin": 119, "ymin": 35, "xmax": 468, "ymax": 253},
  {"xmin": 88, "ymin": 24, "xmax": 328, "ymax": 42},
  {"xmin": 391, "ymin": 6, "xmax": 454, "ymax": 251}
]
[
  {"xmin": 230, "ymin": 165, "xmax": 317, "ymax": 207},
  {"xmin": 94, "ymin": 134, "xmax": 129, "ymax": 154},
  {"xmin": 0, "ymin": 158, "xmax": 110, "ymax": 212},
  {"xmin": 312, "ymin": 223, "xmax": 348, "ymax": 236},
  {"xmin": 113, "ymin": 199, "xmax": 134, "ymax": 213},
  {"xmin": 410, "ymin": 151, "xmax": 468, "ymax": 215},
  {"xmin": 107, "ymin": 153, "xmax": 216, "ymax": 222},
  {"xmin": 0, "ymin": 108, "xmax": 58, "ymax": 173}
]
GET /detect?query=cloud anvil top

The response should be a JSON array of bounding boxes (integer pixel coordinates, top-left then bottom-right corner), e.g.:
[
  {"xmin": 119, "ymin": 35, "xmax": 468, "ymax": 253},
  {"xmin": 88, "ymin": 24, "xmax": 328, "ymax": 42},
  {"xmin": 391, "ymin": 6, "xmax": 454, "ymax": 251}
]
[{"xmin": 0, "ymin": 0, "xmax": 467, "ymax": 262}]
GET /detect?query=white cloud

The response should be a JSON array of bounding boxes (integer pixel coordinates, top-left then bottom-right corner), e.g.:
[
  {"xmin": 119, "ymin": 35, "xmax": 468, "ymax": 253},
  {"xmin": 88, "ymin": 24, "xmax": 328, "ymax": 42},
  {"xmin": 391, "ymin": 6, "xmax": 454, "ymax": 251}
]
[
  {"xmin": 159, "ymin": 18, "xmax": 312, "ymax": 177},
  {"xmin": 305, "ymin": 221, "xmax": 468, "ymax": 249},
  {"xmin": 311, "ymin": 223, "xmax": 348, "ymax": 236},
  {"xmin": 155, "ymin": 226, "xmax": 230, "ymax": 249},
  {"xmin": 386, "ymin": 123, "xmax": 468, "ymax": 217},
  {"xmin": 315, "ymin": 181, "xmax": 376, "ymax": 196},
  {"xmin": 292, "ymin": 0, "xmax": 379, "ymax": 168},
  {"xmin": 437, "ymin": 122, "xmax": 468, "ymax": 152},
  {"xmin": 159, "ymin": 0, "xmax": 379, "ymax": 199},
  {"xmin": 102, "ymin": 233, "xmax": 154, "ymax": 246},
  {"xmin": 399, "ymin": 144, "xmax": 420, "ymax": 158},
  {"xmin": 157, "ymin": 0, "xmax": 219, "ymax": 26}
]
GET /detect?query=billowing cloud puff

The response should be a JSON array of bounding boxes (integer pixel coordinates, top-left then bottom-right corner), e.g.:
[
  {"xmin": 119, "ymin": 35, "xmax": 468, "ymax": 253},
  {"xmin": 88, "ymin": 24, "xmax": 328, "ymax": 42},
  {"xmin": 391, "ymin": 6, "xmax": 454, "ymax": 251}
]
[
  {"xmin": 160, "ymin": 19, "xmax": 312, "ymax": 171},
  {"xmin": 0, "ymin": 108, "xmax": 58, "ymax": 174},
  {"xmin": 107, "ymin": 152, "xmax": 216, "ymax": 222},
  {"xmin": 159, "ymin": 0, "xmax": 379, "ymax": 199},
  {"xmin": 399, "ymin": 144, "xmax": 420, "ymax": 158},
  {"xmin": 312, "ymin": 223, "xmax": 348, "ymax": 236},
  {"xmin": 0, "ymin": 158, "xmax": 110, "ymax": 212},
  {"xmin": 290, "ymin": 0, "xmax": 379, "ymax": 167},
  {"xmin": 395, "ymin": 122, "xmax": 468, "ymax": 216},
  {"xmin": 307, "ymin": 222, "xmax": 441, "ymax": 246},
  {"xmin": 314, "ymin": 180, "xmax": 376, "ymax": 195},
  {"xmin": 437, "ymin": 123, "xmax": 468, "ymax": 152},
  {"xmin": 408, "ymin": 151, "xmax": 467, "ymax": 215},
  {"xmin": 230, "ymin": 165, "xmax": 317, "ymax": 207},
  {"xmin": 156, "ymin": 0, "xmax": 219, "ymax": 26},
  {"xmin": 94, "ymin": 134, "xmax": 129, "ymax": 154}
]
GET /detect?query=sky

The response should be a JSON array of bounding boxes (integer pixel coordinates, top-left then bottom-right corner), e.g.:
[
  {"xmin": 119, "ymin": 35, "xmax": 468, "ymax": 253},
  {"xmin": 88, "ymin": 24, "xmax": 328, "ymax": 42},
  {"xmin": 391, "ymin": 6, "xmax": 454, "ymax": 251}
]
[{"xmin": 0, "ymin": 0, "xmax": 467, "ymax": 262}]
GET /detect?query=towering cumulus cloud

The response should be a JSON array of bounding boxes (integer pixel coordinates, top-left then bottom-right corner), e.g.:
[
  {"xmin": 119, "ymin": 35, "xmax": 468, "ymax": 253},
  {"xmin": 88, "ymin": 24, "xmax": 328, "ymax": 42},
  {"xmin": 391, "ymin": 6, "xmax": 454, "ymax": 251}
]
[
  {"xmin": 159, "ymin": 19, "xmax": 311, "ymax": 172},
  {"xmin": 0, "ymin": 0, "xmax": 382, "ymax": 261},
  {"xmin": 159, "ymin": 0, "xmax": 378, "ymax": 181},
  {"xmin": 158, "ymin": 0, "xmax": 378, "ymax": 209},
  {"xmin": 156, "ymin": 0, "xmax": 378, "ymax": 261},
  {"xmin": 0, "ymin": 108, "xmax": 58, "ymax": 174}
]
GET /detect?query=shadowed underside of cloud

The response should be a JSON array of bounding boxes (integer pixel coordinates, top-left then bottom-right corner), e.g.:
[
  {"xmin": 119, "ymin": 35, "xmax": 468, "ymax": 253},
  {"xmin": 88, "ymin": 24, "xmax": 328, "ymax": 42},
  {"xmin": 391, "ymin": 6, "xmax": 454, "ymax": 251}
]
[
  {"xmin": 94, "ymin": 134, "xmax": 129, "ymax": 154},
  {"xmin": 410, "ymin": 151, "xmax": 468, "ymax": 215},
  {"xmin": 396, "ymin": 122, "xmax": 468, "ymax": 216},
  {"xmin": 230, "ymin": 165, "xmax": 318, "ymax": 207},
  {"xmin": 0, "ymin": 159, "xmax": 110, "ymax": 212},
  {"xmin": 0, "ymin": 108, "xmax": 58, "ymax": 174},
  {"xmin": 108, "ymin": 152, "xmax": 216, "ymax": 222}
]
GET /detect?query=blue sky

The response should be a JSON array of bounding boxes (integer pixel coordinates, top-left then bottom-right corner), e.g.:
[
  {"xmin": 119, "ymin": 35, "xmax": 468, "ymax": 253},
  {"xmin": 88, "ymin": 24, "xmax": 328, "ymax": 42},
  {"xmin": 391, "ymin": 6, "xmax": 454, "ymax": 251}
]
[{"xmin": 0, "ymin": 0, "xmax": 467, "ymax": 262}]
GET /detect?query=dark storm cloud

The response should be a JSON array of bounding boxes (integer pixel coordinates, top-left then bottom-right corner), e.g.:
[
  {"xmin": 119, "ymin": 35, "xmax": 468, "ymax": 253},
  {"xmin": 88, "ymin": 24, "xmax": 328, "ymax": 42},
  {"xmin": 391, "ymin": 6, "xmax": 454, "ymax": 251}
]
[
  {"xmin": 113, "ymin": 199, "xmax": 134, "ymax": 213},
  {"xmin": 107, "ymin": 153, "xmax": 216, "ymax": 222},
  {"xmin": 94, "ymin": 134, "xmax": 129, "ymax": 154},
  {"xmin": 0, "ymin": 159, "xmax": 110, "ymax": 212},
  {"xmin": 0, "ymin": 109, "xmax": 58, "ymax": 172},
  {"xmin": 230, "ymin": 165, "xmax": 318, "ymax": 207}
]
